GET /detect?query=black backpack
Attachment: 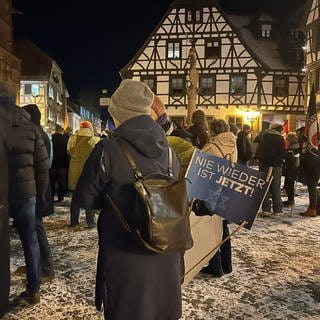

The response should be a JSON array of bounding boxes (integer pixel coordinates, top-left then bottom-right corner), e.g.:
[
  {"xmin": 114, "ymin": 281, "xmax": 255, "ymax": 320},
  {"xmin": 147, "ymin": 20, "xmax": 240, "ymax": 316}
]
[{"xmin": 106, "ymin": 140, "xmax": 194, "ymax": 254}]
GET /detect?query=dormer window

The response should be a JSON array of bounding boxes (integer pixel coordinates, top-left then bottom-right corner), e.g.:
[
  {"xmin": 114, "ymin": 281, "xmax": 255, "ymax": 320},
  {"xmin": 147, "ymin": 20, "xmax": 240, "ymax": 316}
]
[
  {"xmin": 261, "ymin": 23, "xmax": 272, "ymax": 38},
  {"xmin": 185, "ymin": 9, "xmax": 203, "ymax": 23}
]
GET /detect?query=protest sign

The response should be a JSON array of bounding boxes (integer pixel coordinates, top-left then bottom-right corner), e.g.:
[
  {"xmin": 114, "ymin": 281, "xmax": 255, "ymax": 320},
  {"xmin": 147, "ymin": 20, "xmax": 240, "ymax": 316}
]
[{"xmin": 185, "ymin": 149, "xmax": 272, "ymax": 230}]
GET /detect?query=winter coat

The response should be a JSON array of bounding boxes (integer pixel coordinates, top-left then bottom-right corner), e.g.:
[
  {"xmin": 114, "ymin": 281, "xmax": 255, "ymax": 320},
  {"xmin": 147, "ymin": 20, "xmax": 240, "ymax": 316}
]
[
  {"xmin": 255, "ymin": 128, "xmax": 286, "ymax": 167},
  {"xmin": 167, "ymin": 135, "xmax": 195, "ymax": 174},
  {"xmin": 284, "ymin": 142, "xmax": 300, "ymax": 180},
  {"xmin": 0, "ymin": 107, "xmax": 10, "ymax": 317},
  {"xmin": 202, "ymin": 131, "xmax": 238, "ymax": 163},
  {"xmin": 67, "ymin": 128, "xmax": 100, "ymax": 191},
  {"xmin": 51, "ymin": 132, "xmax": 69, "ymax": 169},
  {"xmin": 73, "ymin": 115, "xmax": 182, "ymax": 320},
  {"xmin": 8, "ymin": 106, "xmax": 49, "ymax": 206},
  {"xmin": 22, "ymin": 104, "xmax": 53, "ymax": 217},
  {"xmin": 187, "ymin": 122, "xmax": 208, "ymax": 149},
  {"xmin": 236, "ymin": 130, "xmax": 252, "ymax": 163}
]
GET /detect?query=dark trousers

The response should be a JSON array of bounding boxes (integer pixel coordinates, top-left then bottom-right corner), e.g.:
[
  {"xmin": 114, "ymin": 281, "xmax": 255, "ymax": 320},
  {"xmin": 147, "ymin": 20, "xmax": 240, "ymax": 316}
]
[
  {"xmin": 36, "ymin": 217, "xmax": 54, "ymax": 277},
  {"xmin": 261, "ymin": 166, "xmax": 283, "ymax": 213},
  {"xmin": 285, "ymin": 176, "xmax": 295, "ymax": 201},
  {"xmin": 70, "ymin": 195, "xmax": 95, "ymax": 226},
  {"xmin": 306, "ymin": 175, "xmax": 319, "ymax": 209},
  {"xmin": 12, "ymin": 197, "xmax": 41, "ymax": 294},
  {"xmin": 50, "ymin": 168, "xmax": 67, "ymax": 201},
  {"xmin": 0, "ymin": 204, "xmax": 9, "ymax": 317},
  {"xmin": 208, "ymin": 220, "xmax": 232, "ymax": 275}
]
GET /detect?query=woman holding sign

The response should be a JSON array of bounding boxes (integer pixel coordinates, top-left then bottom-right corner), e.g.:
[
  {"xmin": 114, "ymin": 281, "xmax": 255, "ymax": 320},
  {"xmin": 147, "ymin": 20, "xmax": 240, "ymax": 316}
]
[{"xmin": 200, "ymin": 119, "xmax": 238, "ymax": 277}]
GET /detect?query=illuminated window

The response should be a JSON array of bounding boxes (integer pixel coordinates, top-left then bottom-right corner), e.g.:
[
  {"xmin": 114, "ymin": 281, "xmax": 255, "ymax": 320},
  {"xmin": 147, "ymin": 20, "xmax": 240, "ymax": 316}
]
[
  {"xmin": 24, "ymin": 84, "xmax": 39, "ymax": 96},
  {"xmin": 170, "ymin": 76, "xmax": 185, "ymax": 97},
  {"xmin": 205, "ymin": 39, "xmax": 221, "ymax": 59},
  {"xmin": 167, "ymin": 41, "xmax": 181, "ymax": 59},
  {"xmin": 200, "ymin": 75, "xmax": 215, "ymax": 96},
  {"xmin": 273, "ymin": 76, "xmax": 288, "ymax": 97},
  {"xmin": 261, "ymin": 24, "xmax": 272, "ymax": 38},
  {"xmin": 48, "ymin": 86, "xmax": 54, "ymax": 99},
  {"xmin": 230, "ymin": 75, "xmax": 246, "ymax": 96}
]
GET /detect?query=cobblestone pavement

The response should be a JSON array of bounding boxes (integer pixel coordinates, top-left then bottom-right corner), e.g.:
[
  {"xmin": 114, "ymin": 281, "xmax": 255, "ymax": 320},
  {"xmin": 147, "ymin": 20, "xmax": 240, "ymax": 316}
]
[{"xmin": 3, "ymin": 183, "xmax": 320, "ymax": 319}]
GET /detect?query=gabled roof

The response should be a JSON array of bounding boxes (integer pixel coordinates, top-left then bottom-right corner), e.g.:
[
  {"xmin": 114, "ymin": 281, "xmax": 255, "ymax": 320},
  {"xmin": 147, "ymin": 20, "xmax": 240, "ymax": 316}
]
[
  {"xmin": 227, "ymin": 14, "xmax": 289, "ymax": 70},
  {"xmin": 13, "ymin": 39, "xmax": 54, "ymax": 80}
]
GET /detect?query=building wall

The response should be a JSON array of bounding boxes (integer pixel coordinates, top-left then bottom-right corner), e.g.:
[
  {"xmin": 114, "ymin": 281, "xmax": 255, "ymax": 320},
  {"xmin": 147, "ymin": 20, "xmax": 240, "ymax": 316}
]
[{"xmin": 0, "ymin": 0, "xmax": 21, "ymax": 98}]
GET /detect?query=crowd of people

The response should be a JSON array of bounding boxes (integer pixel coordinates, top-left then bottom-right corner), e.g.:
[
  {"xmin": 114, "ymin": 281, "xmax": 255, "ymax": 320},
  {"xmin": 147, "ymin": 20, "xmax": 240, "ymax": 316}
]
[{"xmin": 0, "ymin": 79, "xmax": 319, "ymax": 319}]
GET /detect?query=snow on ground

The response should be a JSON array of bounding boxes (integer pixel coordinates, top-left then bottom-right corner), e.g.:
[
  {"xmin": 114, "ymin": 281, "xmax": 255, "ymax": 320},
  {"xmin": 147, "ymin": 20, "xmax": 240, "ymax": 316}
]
[{"xmin": 3, "ymin": 181, "xmax": 320, "ymax": 320}]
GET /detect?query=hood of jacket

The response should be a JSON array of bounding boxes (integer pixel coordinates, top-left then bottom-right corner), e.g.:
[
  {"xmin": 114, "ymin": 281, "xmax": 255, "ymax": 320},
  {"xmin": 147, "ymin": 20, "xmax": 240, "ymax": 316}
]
[
  {"xmin": 209, "ymin": 131, "xmax": 237, "ymax": 155},
  {"xmin": 22, "ymin": 104, "xmax": 41, "ymax": 125},
  {"xmin": 265, "ymin": 128, "xmax": 283, "ymax": 137},
  {"xmin": 11, "ymin": 105, "xmax": 31, "ymax": 127},
  {"xmin": 112, "ymin": 115, "xmax": 167, "ymax": 158}
]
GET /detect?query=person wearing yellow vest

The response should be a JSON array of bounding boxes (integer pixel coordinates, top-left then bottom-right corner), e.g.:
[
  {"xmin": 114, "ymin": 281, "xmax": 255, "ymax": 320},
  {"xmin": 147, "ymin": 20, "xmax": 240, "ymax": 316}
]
[{"xmin": 67, "ymin": 121, "xmax": 100, "ymax": 228}]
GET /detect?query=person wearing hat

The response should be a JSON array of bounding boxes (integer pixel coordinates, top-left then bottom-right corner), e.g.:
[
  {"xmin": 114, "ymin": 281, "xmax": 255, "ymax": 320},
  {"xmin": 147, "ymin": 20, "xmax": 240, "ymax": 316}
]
[
  {"xmin": 67, "ymin": 120, "xmax": 100, "ymax": 228},
  {"xmin": 73, "ymin": 79, "xmax": 183, "ymax": 320},
  {"xmin": 258, "ymin": 123, "xmax": 286, "ymax": 216}
]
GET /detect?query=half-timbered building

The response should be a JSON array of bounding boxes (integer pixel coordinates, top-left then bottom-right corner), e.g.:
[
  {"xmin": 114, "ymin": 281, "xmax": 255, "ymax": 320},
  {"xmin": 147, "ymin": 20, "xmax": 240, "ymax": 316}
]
[
  {"xmin": 120, "ymin": 0, "xmax": 306, "ymax": 134},
  {"xmin": 304, "ymin": 0, "xmax": 320, "ymax": 109},
  {"xmin": 14, "ymin": 39, "xmax": 68, "ymax": 130}
]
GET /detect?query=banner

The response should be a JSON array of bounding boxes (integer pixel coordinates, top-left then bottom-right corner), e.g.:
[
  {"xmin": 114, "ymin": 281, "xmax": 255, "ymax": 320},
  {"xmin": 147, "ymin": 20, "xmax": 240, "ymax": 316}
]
[
  {"xmin": 303, "ymin": 85, "xmax": 319, "ymax": 156},
  {"xmin": 185, "ymin": 149, "xmax": 272, "ymax": 230}
]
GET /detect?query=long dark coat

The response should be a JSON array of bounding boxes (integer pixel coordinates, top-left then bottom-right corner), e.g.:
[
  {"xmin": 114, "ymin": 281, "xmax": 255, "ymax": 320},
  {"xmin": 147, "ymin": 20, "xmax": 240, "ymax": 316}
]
[
  {"xmin": 22, "ymin": 104, "xmax": 53, "ymax": 217},
  {"xmin": 0, "ymin": 107, "xmax": 11, "ymax": 317},
  {"xmin": 74, "ymin": 115, "xmax": 182, "ymax": 320}
]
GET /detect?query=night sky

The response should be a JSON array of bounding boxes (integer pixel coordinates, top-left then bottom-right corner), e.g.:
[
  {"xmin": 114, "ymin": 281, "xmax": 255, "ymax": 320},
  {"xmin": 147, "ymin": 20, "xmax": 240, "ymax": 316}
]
[{"xmin": 12, "ymin": 0, "xmax": 304, "ymax": 105}]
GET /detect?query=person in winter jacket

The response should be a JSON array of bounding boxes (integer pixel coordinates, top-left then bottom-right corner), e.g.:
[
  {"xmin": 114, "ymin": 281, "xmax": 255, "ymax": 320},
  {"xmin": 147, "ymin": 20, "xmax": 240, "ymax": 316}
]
[
  {"xmin": 0, "ymin": 82, "xmax": 14, "ymax": 317},
  {"xmin": 282, "ymin": 132, "xmax": 300, "ymax": 206},
  {"xmin": 258, "ymin": 123, "xmax": 286, "ymax": 215},
  {"xmin": 50, "ymin": 124, "xmax": 69, "ymax": 202},
  {"xmin": 187, "ymin": 109, "xmax": 208, "ymax": 149},
  {"xmin": 236, "ymin": 124, "xmax": 252, "ymax": 165},
  {"xmin": 67, "ymin": 121, "xmax": 100, "ymax": 228},
  {"xmin": 22, "ymin": 104, "xmax": 55, "ymax": 282},
  {"xmin": 73, "ymin": 80, "xmax": 183, "ymax": 320},
  {"xmin": 9, "ymin": 104, "xmax": 49, "ymax": 305},
  {"xmin": 200, "ymin": 119, "xmax": 237, "ymax": 277}
]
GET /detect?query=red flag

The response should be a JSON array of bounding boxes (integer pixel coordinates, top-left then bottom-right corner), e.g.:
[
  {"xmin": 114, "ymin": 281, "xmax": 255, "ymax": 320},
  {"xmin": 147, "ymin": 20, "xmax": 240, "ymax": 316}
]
[
  {"xmin": 304, "ymin": 85, "xmax": 319, "ymax": 155},
  {"xmin": 283, "ymin": 120, "xmax": 289, "ymax": 149}
]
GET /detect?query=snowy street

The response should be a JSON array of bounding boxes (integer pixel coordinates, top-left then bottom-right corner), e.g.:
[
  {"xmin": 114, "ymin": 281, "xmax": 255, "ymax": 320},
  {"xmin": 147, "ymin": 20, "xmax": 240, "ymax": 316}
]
[{"xmin": 4, "ymin": 182, "xmax": 320, "ymax": 320}]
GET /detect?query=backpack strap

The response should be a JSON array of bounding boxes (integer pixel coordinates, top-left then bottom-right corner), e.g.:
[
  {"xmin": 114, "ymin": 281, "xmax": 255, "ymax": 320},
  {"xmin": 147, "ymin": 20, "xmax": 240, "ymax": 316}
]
[
  {"xmin": 118, "ymin": 138, "xmax": 173, "ymax": 179},
  {"xmin": 211, "ymin": 142, "xmax": 232, "ymax": 164}
]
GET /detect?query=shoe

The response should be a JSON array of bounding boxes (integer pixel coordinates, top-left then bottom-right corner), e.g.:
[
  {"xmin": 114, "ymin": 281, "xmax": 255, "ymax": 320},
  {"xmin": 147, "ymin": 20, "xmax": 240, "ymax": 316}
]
[
  {"xmin": 258, "ymin": 211, "xmax": 271, "ymax": 218},
  {"xmin": 69, "ymin": 223, "xmax": 79, "ymax": 228},
  {"xmin": 200, "ymin": 266, "xmax": 224, "ymax": 277},
  {"xmin": 300, "ymin": 209, "xmax": 317, "ymax": 217},
  {"xmin": 282, "ymin": 200, "xmax": 295, "ymax": 206},
  {"xmin": 273, "ymin": 211, "xmax": 284, "ymax": 217},
  {"xmin": 16, "ymin": 291, "xmax": 40, "ymax": 305},
  {"xmin": 41, "ymin": 274, "xmax": 55, "ymax": 284},
  {"xmin": 86, "ymin": 223, "xmax": 96, "ymax": 229}
]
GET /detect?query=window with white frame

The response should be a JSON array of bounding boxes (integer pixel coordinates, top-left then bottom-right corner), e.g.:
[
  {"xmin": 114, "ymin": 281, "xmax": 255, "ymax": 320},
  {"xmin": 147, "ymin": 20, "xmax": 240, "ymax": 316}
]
[
  {"xmin": 273, "ymin": 76, "xmax": 288, "ymax": 97},
  {"xmin": 141, "ymin": 76, "xmax": 157, "ymax": 93},
  {"xmin": 205, "ymin": 39, "xmax": 221, "ymax": 59},
  {"xmin": 170, "ymin": 76, "xmax": 185, "ymax": 97},
  {"xmin": 261, "ymin": 24, "xmax": 272, "ymax": 38},
  {"xmin": 230, "ymin": 75, "xmax": 246, "ymax": 96},
  {"xmin": 199, "ymin": 74, "xmax": 215, "ymax": 96},
  {"xmin": 167, "ymin": 41, "xmax": 181, "ymax": 59},
  {"xmin": 48, "ymin": 86, "xmax": 54, "ymax": 99},
  {"xmin": 24, "ymin": 84, "xmax": 40, "ymax": 96},
  {"xmin": 185, "ymin": 9, "xmax": 202, "ymax": 23}
]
